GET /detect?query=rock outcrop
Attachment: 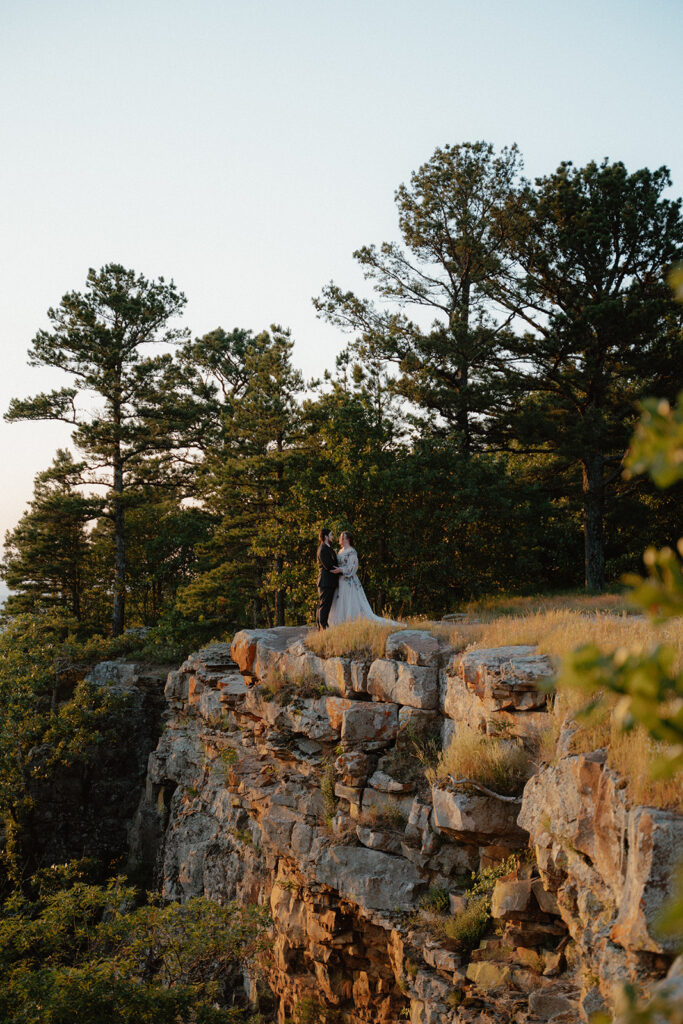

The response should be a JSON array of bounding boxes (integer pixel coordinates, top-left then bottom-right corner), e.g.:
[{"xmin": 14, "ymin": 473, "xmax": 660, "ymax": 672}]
[{"xmin": 129, "ymin": 627, "xmax": 681, "ymax": 1023}]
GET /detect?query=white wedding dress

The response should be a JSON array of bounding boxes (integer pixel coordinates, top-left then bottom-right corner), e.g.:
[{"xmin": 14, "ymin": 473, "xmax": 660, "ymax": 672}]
[{"xmin": 328, "ymin": 547, "xmax": 401, "ymax": 626}]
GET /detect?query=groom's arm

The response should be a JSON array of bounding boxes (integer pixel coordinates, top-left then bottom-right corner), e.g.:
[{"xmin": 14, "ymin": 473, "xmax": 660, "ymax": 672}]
[{"xmin": 319, "ymin": 545, "xmax": 336, "ymax": 572}]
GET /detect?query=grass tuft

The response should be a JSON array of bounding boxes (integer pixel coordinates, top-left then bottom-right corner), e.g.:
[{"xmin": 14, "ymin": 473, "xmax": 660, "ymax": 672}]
[
  {"xmin": 427, "ymin": 724, "xmax": 532, "ymax": 797},
  {"xmin": 441, "ymin": 898, "xmax": 489, "ymax": 949},
  {"xmin": 305, "ymin": 620, "xmax": 405, "ymax": 659}
]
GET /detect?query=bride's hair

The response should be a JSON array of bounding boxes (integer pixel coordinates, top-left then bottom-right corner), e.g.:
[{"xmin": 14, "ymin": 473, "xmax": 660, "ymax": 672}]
[{"xmin": 340, "ymin": 530, "xmax": 354, "ymax": 547}]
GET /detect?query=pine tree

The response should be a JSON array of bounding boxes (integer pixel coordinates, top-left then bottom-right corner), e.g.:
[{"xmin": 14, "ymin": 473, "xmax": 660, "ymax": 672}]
[
  {"xmin": 5, "ymin": 265, "xmax": 189, "ymax": 634},
  {"xmin": 177, "ymin": 326, "xmax": 304, "ymax": 627},
  {"xmin": 493, "ymin": 160, "xmax": 683, "ymax": 591},
  {"xmin": 314, "ymin": 142, "xmax": 522, "ymax": 454},
  {"xmin": 2, "ymin": 451, "xmax": 100, "ymax": 621}
]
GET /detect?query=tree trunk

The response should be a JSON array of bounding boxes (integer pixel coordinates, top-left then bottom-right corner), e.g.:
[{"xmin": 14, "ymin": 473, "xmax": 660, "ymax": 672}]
[
  {"xmin": 453, "ymin": 282, "xmax": 471, "ymax": 458},
  {"xmin": 582, "ymin": 453, "xmax": 606, "ymax": 592},
  {"xmin": 274, "ymin": 555, "xmax": 285, "ymax": 626},
  {"xmin": 71, "ymin": 580, "xmax": 81, "ymax": 621},
  {"xmin": 112, "ymin": 419, "xmax": 126, "ymax": 636}
]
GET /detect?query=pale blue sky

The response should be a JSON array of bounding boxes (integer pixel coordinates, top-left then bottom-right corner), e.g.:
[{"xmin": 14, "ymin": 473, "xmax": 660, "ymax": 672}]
[{"xmin": 1, "ymin": 0, "xmax": 681, "ymax": 555}]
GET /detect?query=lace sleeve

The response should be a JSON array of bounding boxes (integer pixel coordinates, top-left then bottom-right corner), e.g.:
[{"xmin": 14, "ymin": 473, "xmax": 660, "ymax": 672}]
[{"xmin": 340, "ymin": 549, "xmax": 359, "ymax": 577}]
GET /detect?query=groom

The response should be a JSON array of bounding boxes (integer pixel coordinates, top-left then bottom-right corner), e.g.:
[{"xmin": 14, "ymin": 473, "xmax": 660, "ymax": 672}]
[{"xmin": 316, "ymin": 527, "xmax": 341, "ymax": 630}]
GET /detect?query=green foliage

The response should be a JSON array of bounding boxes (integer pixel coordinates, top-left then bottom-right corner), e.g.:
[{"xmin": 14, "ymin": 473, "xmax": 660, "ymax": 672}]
[
  {"xmin": 438, "ymin": 854, "xmax": 525, "ymax": 950},
  {"xmin": 1, "ymin": 450, "xmax": 101, "ymax": 622},
  {"xmin": 626, "ymin": 392, "xmax": 683, "ymax": 489},
  {"xmin": 419, "ymin": 886, "xmax": 450, "ymax": 913},
  {"xmin": 0, "ymin": 612, "xmax": 153, "ymax": 882},
  {"xmin": 441, "ymin": 898, "xmax": 489, "ymax": 949},
  {"xmin": 0, "ymin": 870, "xmax": 269, "ymax": 1023},
  {"xmin": 5, "ymin": 263, "xmax": 194, "ymax": 635}
]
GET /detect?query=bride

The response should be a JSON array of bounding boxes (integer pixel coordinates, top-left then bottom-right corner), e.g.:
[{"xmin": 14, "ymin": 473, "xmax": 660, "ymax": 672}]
[{"xmin": 328, "ymin": 531, "xmax": 401, "ymax": 626}]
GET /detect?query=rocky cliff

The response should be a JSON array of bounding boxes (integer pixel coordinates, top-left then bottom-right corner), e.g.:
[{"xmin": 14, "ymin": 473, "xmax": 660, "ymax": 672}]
[{"xmin": 129, "ymin": 627, "xmax": 682, "ymax": 1024}]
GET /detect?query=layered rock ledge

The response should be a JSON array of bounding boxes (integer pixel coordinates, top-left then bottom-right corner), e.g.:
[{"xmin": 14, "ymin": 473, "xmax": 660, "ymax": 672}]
[{"xmin": 129, "ymin": 627, "xmax": 682, "ymax": 1024}]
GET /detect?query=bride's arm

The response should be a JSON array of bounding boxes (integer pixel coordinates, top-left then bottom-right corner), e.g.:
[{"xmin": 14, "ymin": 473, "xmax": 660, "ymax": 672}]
[{"xmin": 339, "ymin": 550, "xmax": 359, "ymax": 577}]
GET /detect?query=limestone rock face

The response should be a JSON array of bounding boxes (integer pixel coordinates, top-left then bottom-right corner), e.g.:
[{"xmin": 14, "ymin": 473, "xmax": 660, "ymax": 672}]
[
  {"xmin": 441, "ymin": 646, "xmax": 553, "ymax": 746},
  {"xmin": 368, "ymin": 659, "xmax": 439, "ymax": 710},
  {"xmin": 518, "ymin": 752, "xmax": 683, "ymax": 1011},
  {"xmin": 341, "ymin": 701, "xmax": 399, "ymax": 748},
  {"xmin": 384, "ymin": 629, "xmax": 444, "ymax": 667},
  {"xmin": 432, "ymin": 786, "xmax": 526, "ymax": 842},
  {"xmin": 315, "ymin": 846, "xmax": 425, "ymax": 910},
  {"xmin": 127, "ymin": 629, "xmax": 679, "ymax": 1024},
  {"xmin": 610, "ymin": 806, "xmax": 683, "ymax": 954}
]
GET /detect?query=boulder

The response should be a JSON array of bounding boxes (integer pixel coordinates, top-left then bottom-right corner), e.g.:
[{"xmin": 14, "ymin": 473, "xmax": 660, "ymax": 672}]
[
  {"xmin": 86, "ymin": 659, "xmax": 138, "ymax": 688},
  {"xmin": 367, "ymin": 659, "xmax": 439, "ymax": 710},
  {"xmin": 466, "ymin": 961, "xmax": 512, "ymax": 991},
  {"xmin": 314, "ymin": 846, "xmax": 425, "ymax": 910},
  {"xmin": 361, "ymin": 786, "xmax": 414, "ymax": 821},
  {"xmin": 528, "ymin": 990, "xmax": 576, "ymax": 1019},
  {"xmin": 432, "ymin": 786, "xmax": 526, "ymax": 842},
  {"xmin": 367, "ymin": 770, "xmax": 415, "ymax": 794},
  {"xmin": 397, "ymin": 706, "xmax": 440, "ymax": 744},
  {"xmin": 341, "ymin": 702, "xmax": 398, "ymax": 749},
  {"xmin": 448, "ymin": 645, "xmax": 553, "ymax": 712},
  {"xmin": 518, "ymin": 755, "xmax": 629, "ymax": 899},
  {"xmin": 356, "ymin": 825, "xmax": 403, "ymax": 854},
  {"xmin": 385, "ymin": 630, "xmax": 442, "ymax": 667},
  {"xmin": 325, "ymin": 696, "xmax": 357, "ymax": 732},
  {"xmin": 230, "ymin": 626, "xmax": 309, "ymax": 679},
  {"xmin": 490, "ymin": 878, "xmax": 535, "ymax": 920},
  {"xmin": 334, "ymin": 749, "xmax": 372, "ymax": 786},
  {"xmin": 532, "ymin": 877, "xmax": 561, "ymax": 916}
]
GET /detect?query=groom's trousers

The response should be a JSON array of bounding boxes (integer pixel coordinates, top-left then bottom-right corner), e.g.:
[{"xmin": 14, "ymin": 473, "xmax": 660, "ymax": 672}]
[{"xmin": 317, "ymin": 585, "xmax": 336, "ymax": 630}]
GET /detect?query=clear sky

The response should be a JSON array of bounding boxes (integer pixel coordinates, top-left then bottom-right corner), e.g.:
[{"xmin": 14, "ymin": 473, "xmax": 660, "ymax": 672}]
[{"xmin": 1, "ymin": 0, "xmax": 681, "ymax": 562}]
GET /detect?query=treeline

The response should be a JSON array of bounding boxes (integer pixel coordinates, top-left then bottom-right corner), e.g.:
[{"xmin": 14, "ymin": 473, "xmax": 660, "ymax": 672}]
[{"xmin": 3, "ymin": 143, "xmax": 682, "ymax": 639}]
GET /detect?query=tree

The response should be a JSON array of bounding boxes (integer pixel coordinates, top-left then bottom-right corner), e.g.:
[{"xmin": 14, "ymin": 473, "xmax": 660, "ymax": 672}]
[
  {"xmin": 0, "ymin": 868, "xmax": 268, "ymax": 1023},
  {"xmin": 5, "ymin": 265, "xmax": 189, "ymax": 634},
  {"xmin": 2, "ymin": 450, "xmax": 100, "ymax": 621},
  {"xmin": 176, "ymin": 326, "xmax": 304, "ymax": 628},
  {"xmin": 314, "ymin": 141, "xmax": 522, "ymax": 454},
  {"xmin": 493, "ymin": 160, "xmax": 683, "ymax": 591}
]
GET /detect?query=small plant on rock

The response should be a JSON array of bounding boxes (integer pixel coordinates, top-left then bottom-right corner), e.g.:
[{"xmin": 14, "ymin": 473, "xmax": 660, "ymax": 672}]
[
  {"xmin": 419, "ymin": 886, "xmax": 450, "ymax": 913},
  {"xmin": 360, "ymin": 798, "xmax": 408, "ymax": 832}
]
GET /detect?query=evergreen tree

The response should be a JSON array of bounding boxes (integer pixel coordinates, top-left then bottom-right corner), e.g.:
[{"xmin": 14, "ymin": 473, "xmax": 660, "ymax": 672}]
[
  {"xmin": 314, "ymin": 141, "xmax": 522, "ymax": 454},
  {"xmin": 177, "ymin": 326, "xmax": 303, "ymax": 628},
  {"xmin": 5, "ymin": 265, "xmax": 189, "ymax": 634},
  {"xmin": 493, "ymin": 159, "xmax": 683, "ymax": 591},
  {"xmin": 2, "ymin": 451, "xmax": 100, "ymax": 621}
]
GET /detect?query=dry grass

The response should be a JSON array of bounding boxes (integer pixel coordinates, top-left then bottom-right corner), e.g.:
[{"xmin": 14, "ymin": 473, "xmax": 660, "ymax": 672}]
[
  {"xmin": 261, "ymin": 668, "xmax": 329, "ymax": 703},
  {"xmin": 462, "ymin": 591, "xmax": 632, "ymax": 618},
  {"xmin": 358, "ymin": 798, "xmax": 408, "ymax": 831},
  {"xmin": 429, "ymin": 609, "xmax": 682, "ymax": 672},
  {"xmin": 305, "ymin": 619, "xmax": 405, "ymax": 660},
  {"xmin": 427, "ymin": 724, "xmax": 532, "ymax": 797},
  {"xmin": 536, "ymin": 689, "xmax": 682, "ymax": 812}
]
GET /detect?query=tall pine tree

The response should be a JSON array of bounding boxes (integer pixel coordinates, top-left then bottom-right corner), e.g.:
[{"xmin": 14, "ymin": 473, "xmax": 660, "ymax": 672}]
[
  {"xmin": 5, "ymin": 265, "xmax": 189, "ymax": 634},
  {"xmin": 493, "ymin": 160, "xmax": 683, "ymax": 591}
]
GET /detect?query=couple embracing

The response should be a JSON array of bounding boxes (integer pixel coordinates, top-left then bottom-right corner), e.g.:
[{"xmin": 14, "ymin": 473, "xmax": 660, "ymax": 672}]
[{"xmin": 315, "ymin": 528, "xmax": 400, "ymax": 630}]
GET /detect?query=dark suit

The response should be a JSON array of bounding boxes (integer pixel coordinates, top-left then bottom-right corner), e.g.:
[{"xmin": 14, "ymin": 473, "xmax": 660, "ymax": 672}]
[{"xmin": 316, "ymin": 542, "xmax": 339, "ymax": 630}]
